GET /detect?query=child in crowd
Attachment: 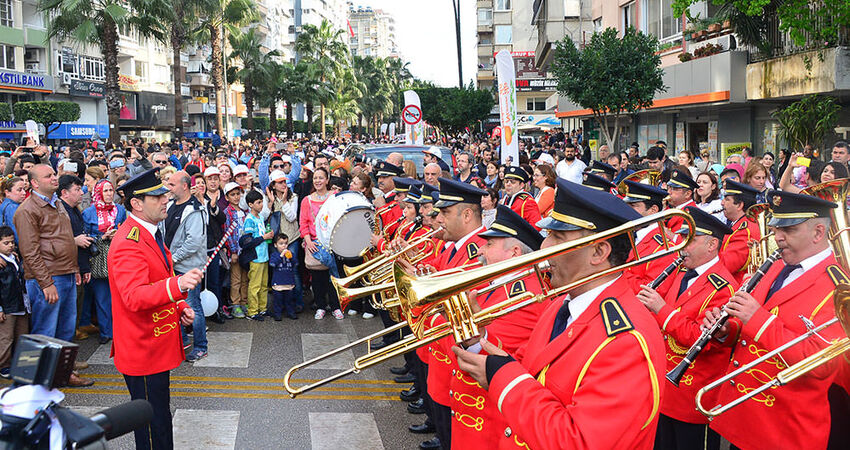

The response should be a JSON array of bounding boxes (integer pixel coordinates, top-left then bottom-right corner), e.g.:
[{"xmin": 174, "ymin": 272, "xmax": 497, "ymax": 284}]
[
  {"xmin": 0, "ymin": 226, "xmax": 28, "ymax": 378},
  {"xmin": 223, "ymin": 182, "xmax": 248, "ymax": 318},
  {"xmin": 241, "ymin": 190, "xmax": 273, "ymax": 321},
  {"xmin": 269, "ymin": 233, "xmax": 298, "ymax": 320}
]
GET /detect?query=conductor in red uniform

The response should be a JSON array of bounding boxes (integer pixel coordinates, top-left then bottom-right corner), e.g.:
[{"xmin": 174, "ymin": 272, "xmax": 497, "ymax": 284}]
[
  {"xmin": 453, "ymin": 179, "xmax": 667, "ymax": 450},
  {"xmin": 109, "ymin": 168, "xmax": 203, "ymax": 450},
  {"xmin": 499, "ymin": 166, "xmax": 542, "ymax": 231}
]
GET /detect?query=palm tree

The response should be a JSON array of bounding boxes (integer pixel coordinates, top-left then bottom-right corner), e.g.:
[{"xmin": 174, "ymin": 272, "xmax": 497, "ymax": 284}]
[
  {"xmin": 195, "ymin": 0, "xmax": 257, "ymax": 136},
  {"xmin": 328, "ymin": 70, "xmax": 361, "ymax": 137},
  {"xmin": 294, "ymin": 19, "xmax": 351, "ymax": 138},
  {"xmin": 168, "ymin": 0, "xmax": 207, "ymax": 138},
  {"xmin": 352, "ymin": 56, "xmax": 393, "ymax": 136},
  {"xmin": 257, "ymin": 59, "xmax": 289, "ymax": 135},
  {"xmin": 281, "ymin": 61, "xmax": 312, "ymax": 137},
  {"xmin": 229, "ymin": 28, "xmax": 275, "ymax": 137},
  {"xmin": 41, "ymin": 0, "xmax": 170, "ymax": 148}
]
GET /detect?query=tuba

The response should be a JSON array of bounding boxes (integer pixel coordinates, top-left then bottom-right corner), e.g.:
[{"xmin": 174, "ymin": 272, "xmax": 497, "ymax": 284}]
[
  {"xmin": 695, "ymin": 178, "xmax": 850, "ymax": 418},
  {"xmin": 744, "ymin": 203, "xmax": 776, "ymax": 275},
  {"xmin": 616, "ymin": 169, "xmax": 661, "ymax": 197}
]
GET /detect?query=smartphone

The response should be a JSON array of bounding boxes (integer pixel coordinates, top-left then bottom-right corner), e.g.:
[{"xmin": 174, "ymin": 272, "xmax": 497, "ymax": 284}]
[
  {"xmin": 65, "ymin": 161, "xmax": 78, "ymax": 172},
  {"xmin": 796, "ymin": 156, "xmax": 811, "ymax": 167},
  {"xmin": 276, "ymin": 142, "xmax": 287, "ymax": 150}
]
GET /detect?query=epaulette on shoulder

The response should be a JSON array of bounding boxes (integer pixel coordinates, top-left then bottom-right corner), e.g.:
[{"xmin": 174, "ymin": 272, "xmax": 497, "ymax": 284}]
[
  {"xmin": 509, "ymin": 280, "xmax": 526, "ymax": 297},
  {"xmin": 738, "ymin": 220, "xmax": 748, "ymax": 230},
  {"xmin": 652, "ymin": 234, "xmax": 664, "ymax": 245},
  {"xmin": 827, "ymin": 265, "xmax": 850, "ymax": 287},
  {"xmin": 466, "ymin": 242, "xmax": 479, "ymax": 260},
  {"xmin": 707, "ymin": 273, "xmax": 729, "ymax": 290},
  {"xmin": 126, "ymin": 226, "xmax": 139, "ymax": 242},
  {"xmin": 600, "ymin": 297, "xmax": 634, "ymax": 337}
]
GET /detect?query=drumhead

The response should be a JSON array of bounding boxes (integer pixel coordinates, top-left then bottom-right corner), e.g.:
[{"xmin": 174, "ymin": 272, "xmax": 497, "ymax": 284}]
[{"xmin": 330, "ymin": 207, "xmax": 375, "ymax": 258}]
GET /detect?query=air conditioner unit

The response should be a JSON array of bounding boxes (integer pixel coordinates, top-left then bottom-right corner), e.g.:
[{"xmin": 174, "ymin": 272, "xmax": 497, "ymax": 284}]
[
  {"xmin": 61, "ymin": 72, "xmax": 72, "ymax": 85},
  {"xmin": 25, "ymin": 63, "xmax": 40, "ymax": 73}
]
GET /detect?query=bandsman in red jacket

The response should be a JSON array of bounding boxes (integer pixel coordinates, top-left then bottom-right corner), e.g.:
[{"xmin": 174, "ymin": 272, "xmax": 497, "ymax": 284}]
[
  {"xmin": 704, "ymin": 190, "xmax": 848, "ymax": 450},
  {"xmin": 109, "ymin": 169, "xmax": 202, "ymax": 450},
  {"xmin": 372, "ymin": 161, "xmax": 404, "ymax": 244},
  {"xmin": 637, "ymin": 206, "xmax": 738, "ymax": 450},
  {"xmin": 665, "ymin": 170, "xmax": 698, "ymax": 234},
  {"xmin": 719, "ymin": 179, "xmax": 762, "ymax": 283},
  {"xmin": 588, "ymin": 160, "xmax": 619, "ymax": 195},
  {"xmin": 453, "ymin": 179, "xmax": 666, "ymax": 450},
  {"xmin": 447, "ymin": 204, "xmax": 549, "ymax": 449},
  {"xmin": 500, "ymin": 166, "xmax": 542, "ymax": 231},
  {"xmin": 622, "ymin": 180, "xmax": 681, "ymax": 293}
]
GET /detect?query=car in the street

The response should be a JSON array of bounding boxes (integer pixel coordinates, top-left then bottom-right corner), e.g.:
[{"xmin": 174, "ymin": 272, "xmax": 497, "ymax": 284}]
[{"xmin": 343, "ymin": 144, "xmax": 454, "ymax": 177}]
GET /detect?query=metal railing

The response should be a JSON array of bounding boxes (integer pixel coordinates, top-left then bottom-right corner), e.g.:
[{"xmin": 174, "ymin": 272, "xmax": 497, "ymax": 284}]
[{"xmin": 744, "ymin": 4, "xmax": 850, "ymax": 62}]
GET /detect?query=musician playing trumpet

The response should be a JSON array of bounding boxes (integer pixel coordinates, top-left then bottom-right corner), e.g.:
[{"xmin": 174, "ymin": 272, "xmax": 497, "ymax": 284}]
[
  {"xmin": 703, "ymin": 190, "xmax": 848, "ymax": 450},
  {"xmin": 636, "ymin": 206, "xmax": 738, "ymax": 450},
  {"xmin": 452, "ymin": 179, "xmax": 666, "ymax": 449}
]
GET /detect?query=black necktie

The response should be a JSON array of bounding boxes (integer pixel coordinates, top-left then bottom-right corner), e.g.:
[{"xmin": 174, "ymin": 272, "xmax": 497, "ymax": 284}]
[
  {"xmin": 677, "ymin": 269, "xmax": 699, "ymax": 297},
  {"xmin": 549, "ymin": 301, "xmax": 572, "ymax": 342},
  {"xmin": 767, "ymin": 264, "xmax": 802, "ymax": 299},
  {"xmin": 726, "ymin": 219, "xmax": 733, "ymax": 227},
  {"xmin": 155, "ymin": 229, "xmax": 171, "ymax": 272},
  {"xmin": 448, "ymin": 245, "xmax": 458, "ymax": 261}
]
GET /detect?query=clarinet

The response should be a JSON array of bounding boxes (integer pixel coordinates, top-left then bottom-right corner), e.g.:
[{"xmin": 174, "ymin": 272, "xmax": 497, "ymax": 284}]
[
  {"xmin": 648, "ymin": 257, "xmax": 684, "ymax": 289},
  {"xmin": 665, "ymin": 248, "xmax": 783, "ymax": 386}
]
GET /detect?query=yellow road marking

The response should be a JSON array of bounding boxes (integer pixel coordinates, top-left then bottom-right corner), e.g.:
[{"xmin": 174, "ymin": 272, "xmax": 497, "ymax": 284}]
[
  {"xmin": 82, "ymin": 373, "xmax": 410, "ymax": 386},
  {"xmin": 70, "ymin": 381, "xmax": 403, "ymax": 393},
  {"xmin": 62, "ymin": 388, "xmax": 401, "ymax": 401}
]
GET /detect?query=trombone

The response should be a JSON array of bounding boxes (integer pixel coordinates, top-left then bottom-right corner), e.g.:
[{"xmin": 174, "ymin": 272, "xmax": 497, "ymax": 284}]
[{"xmin": 284, "ymin": 209, "xmax": 695, "ymax": 397}]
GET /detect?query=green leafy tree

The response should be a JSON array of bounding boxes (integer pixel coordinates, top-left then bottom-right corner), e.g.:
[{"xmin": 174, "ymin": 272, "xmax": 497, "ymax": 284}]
[
  {"xmin": 416, "ymin": 85, "xmax": 494, "ymax": 135},
  {"xmin": 41, "ymin": 0, "xmax": 170, "ymax": 148},
  {"xmin": 773, "ymin": 94, "xmax": 841, "ymax": 152},
  {"xmin": 14, "ymin": 101, "xmax": 81, "ymax": 138},
  {"xmin": 295, "ymin": 19, "xmax": 351, "ymax": 138},
  {"xmin": 229, "ymin": 28, "xmax": 275, "ymax": 137},
  {"xmin": 257, "ymin": 60, "xmax": 286, "ymax": 135},
  {"xmin": 195, "ymin": 0, "xmax": 258, "ymax": 135},
  {"xmin": 552, "ymin": 27, "xmax": 664, "ymax": 147},
  {"xmin": 0, "ymin": 103, "xmax": 10, "ymax": 122}
]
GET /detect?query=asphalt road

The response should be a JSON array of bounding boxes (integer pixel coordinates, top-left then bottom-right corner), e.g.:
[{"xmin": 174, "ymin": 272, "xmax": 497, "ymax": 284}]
[{"xmin": 53, "ymin": 312, "xmax": 426, "ymax": 450}]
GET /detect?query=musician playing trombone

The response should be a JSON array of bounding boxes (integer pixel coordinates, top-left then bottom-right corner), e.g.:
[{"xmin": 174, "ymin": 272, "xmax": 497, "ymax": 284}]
[
  {"xmin": 636, "ymin": 206, "xmax": 738, "ymax": 450},
  {"xmin": 452, "ymin": 179, "xmax": 666, "ymax": 450},
  {"xmin": 702, "ymin": 190, "xmax": 848, "ymax": 450}
]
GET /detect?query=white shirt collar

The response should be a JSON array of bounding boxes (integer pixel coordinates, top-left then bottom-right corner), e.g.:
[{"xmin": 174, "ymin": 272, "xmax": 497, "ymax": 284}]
[
  {"xmin": 783, "ymin": 247, "xmax": 832, "ymax": 287},
  {"xmin": 454, "ymin": 225, "xmax": 485, "ymax": 251},
  {"xmin": 564, "ymin": 276, "xmax": 619, "ymax": 327},
  {"xmin": 683, "ymin": 256, "xmax": 720, "ymax": 291},
  {"xmin": 0, "ymin": 252, "xmax": 17, "ymax": 271},
  {"xmin": 129, "ymin": 212, "xmax": 159, "ymax": 239},
  {"xmin": 635, "ymin": 222, "xmax": 659, "ymax": 244}
]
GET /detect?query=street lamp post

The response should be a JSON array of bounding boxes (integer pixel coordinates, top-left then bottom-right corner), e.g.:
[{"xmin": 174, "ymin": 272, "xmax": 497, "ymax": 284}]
[{"xmin": 452, "ymin": 0, "xmax": 462, "ymax": 88}]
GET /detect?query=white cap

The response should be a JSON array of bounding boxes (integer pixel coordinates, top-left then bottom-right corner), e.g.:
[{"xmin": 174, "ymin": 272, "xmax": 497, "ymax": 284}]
[
  {"xmin": 223, "ymin": 182, "xmax": 242, "ymax": 194},
  {"xmin": 280, "ymin": 154, "xmax": 291, "ymax": 164},
  {"xmin": 535, "ymin": 153, "xmax": 555, "ymax": 166},
  {"xmin": 303, "ymin": 162, "xmax": 314, "ymax": 172},
  {"xmin": 233, "ymin": 164, "xmax": 249, "ymax": 176},
  {"xmin": 204, "ymin": 167, "xmax": 221, "ymax": 177},
  {"xmin": 423, "ymin": 146, "xmax": 442, "ymax": 158},
  {"xmin": 270, "ymin": 170, "xmax": 287, "ymax": 183}
]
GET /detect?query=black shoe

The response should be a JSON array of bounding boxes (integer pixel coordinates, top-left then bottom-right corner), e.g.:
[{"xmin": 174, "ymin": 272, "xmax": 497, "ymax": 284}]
[
  {"xmin": 419, "ymin": 437, "xmax": 440, "ymax": 449},
  {"xmin": 209, "ymin": 311, "xmax": 225, "ymax": 324},
  {"xmin": 400, "ymin": 386, "xmax": 420, "ymax": 402},
  {"xmin": 390, "ymin": 365, "xmax": 410, "ymax": 375},
  {"xmin": 370, "ymin": 340, "xmax": 389, "ymax": 350},
  {"xmin": 407, "ymin": 398, "xmax": 426, "ymax": 414},
  {"xmin": 98, "ymin": 336, "xmax": 111, "ymax": 345},
  {"xmin": 273, "ymin": 316, "xmax": 283, "ymax": 321},
  {"xmin": 287, "ymin": 314, "xmax": 298, "ymax": 320},
  {"xmin": 394, "ymin": 373, "xmax": 416, "ymax": 383},
  {"xmin": 409, "ymin": 421, "xmax": 435, "ymax": 434},
  {"xmin": 295, "ymin": 305, "xmax": 304, "ymax": 313}
]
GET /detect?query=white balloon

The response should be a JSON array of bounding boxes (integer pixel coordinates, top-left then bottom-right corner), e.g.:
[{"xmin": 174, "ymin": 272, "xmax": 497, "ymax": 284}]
[{"xmin": 200, "ymin": 290, "xmax": 218, "ymax": 317}]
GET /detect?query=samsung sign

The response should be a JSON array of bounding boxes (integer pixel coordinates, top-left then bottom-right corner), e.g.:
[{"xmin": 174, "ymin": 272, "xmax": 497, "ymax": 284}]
[
  {"xmin": 47, "ymin": 124, "xmax": 109, "ymax": 140},
  {"xmin": 0, "ymin": 70, "xmax": 53, "ymax": 92}
]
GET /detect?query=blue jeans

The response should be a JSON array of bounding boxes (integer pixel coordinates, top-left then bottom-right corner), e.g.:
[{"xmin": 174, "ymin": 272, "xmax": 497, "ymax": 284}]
[
  {"xmin": 180, "ymin": 284, "xmax": 207, "ymax": 353},
  {"xmin": 288, "ymin": 239, "xmax": 304, "ymax": 309},
  {"xmin": 88, "ymin": 279, "xmax": 112, "ymax": 339},
  {"xmin": 26, "ymin": 274, "xmax": 77, "ymax": 342},
  {"xmin": 204, "ymin": 252, "xmax": 223, "ymax": 308}
]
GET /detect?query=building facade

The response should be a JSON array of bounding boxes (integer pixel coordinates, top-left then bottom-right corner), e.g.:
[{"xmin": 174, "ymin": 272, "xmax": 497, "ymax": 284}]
[{"xmin": 347, "ymin": 4, "xmax": 398, "ymax": 59}]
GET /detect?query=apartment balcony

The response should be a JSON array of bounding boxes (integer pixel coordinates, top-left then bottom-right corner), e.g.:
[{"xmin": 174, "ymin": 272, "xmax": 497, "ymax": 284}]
[
  {"xmin": 477, "ymin": 0, "xmax": 491, "ymax": 7},
  {"xmin": 188, "ymin": 72, "xmax": 212, "ymax": 87},
  {"xmin": 747, "ymin": 47, "xmax": 850, "ymax": 100},
  {"xmin": 478, "ymin": 44, "xmax": 494, "ymax": 57}
]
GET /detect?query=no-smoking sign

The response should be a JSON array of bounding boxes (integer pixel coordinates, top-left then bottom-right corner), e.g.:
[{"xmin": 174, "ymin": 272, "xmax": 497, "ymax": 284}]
[{"xmin": 402, "ymin": 105, "xmax": 422, "ymax": 125}]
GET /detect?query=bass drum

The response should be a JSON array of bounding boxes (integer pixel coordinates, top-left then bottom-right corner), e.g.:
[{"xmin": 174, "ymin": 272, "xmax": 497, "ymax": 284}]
[{"xmin": 315, "ymin": 191, "xmax": 376, "ymax": 258}]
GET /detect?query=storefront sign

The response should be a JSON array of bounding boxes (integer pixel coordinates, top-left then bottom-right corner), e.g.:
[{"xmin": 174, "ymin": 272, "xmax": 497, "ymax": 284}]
[
  {"xmin": 515, "ymin": 78, "xmax": 557, "ymax": 92},
  {"xmin": 708, "ymin": 121, "xmax": 718, "ymax": 156},
  {"xmin": 69, "ymin": 80, "xmax": 105, "ymax": 98},
  {"xmin": 517, "ymin": 114, "xmax": 559, "ymax": 127},
  {"xmin": 120, "ymin": 92, "xmax": 175, "ymax": 128},
  {"xmin": 119, "ymin": 74, "xmax": 140, "ymax": 91},
  {"xmin": 47, "ymin": 124, "xmax": 109, "ymax": 140},
  {"xmin": 0, "ymin": 70, "xmax": 53, "ymax": 92},
  {"xmin": 675, "ymin": 122, "xmax": 685, "ymax": 152}
]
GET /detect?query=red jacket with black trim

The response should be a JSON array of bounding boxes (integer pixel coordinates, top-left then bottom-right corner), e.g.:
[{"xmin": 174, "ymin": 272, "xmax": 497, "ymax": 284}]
[
  {"xmin": 501, "ymin": 191, "xmax": 543, "ymax": 231},
  {"xmin": 720, "ymin": 214, "xmax": 760, "ymax": 284},
  {"xmin": 108, "ymin": 216, "xmax": 190, "ymax": 376},
  {"xmin": 625, "ymin": 224, "xmax": 681, "ymax": 293}
]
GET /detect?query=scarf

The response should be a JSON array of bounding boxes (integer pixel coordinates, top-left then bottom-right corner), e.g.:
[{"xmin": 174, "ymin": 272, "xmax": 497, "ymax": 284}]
[{"xmin": 93, "ymin": 180, "xmax": 117, "ymax": 233}]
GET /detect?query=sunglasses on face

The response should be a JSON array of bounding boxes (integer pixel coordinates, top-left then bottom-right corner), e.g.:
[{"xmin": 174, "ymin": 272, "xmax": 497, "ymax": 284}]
[
  {"xmin": 155, "ymin": 160, "xmax": 168, "ymax": 164},
  {"xmin": 272, "ymin": 164, "xmax": 283, "ymax": 169}
]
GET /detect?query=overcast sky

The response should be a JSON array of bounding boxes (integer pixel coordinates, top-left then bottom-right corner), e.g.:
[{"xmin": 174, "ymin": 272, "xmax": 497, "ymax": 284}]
[{"xmin": 354, "ymin": 0, "xmax": 478, "ymax": 88}]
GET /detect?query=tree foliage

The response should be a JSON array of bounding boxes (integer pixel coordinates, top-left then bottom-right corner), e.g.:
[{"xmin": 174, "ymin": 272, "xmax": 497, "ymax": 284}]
[
  {"xmin": 13, "ymin": 101, "xmax": 81, "ymax": 136},
  {"xmin": 0, "ymin": 103, "xmax": 10, "ymax": 122},
  {"xmin": 674, "ymin": 0, "xmax": 849, "ymax": 49},
  {"xmin": 552, "ymin": 27, "xmax": 664, "ymax": 147},
  {"xmin": 772, "ymin": 94, "xmax": 841, "ymax": 151},
  {"xmin": 416, "ymin": 85, "xmax": 494, "ymax": 135}
]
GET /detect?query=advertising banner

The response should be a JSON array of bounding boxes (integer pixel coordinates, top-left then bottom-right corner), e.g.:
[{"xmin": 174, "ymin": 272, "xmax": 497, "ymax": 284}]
[{"xmin": 496, "ymin": 50, "xmax": 519, "ymax": 166}]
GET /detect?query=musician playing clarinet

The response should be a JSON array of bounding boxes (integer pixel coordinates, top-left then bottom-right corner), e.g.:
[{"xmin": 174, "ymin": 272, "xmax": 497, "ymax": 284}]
[
  {"xmin": 704, "ymin": 190, "xmax": 848, "ymax": 450},
  {"xmin": 637, "ymin": 206, "xmax": 738, "ymax": 450},
  {"xmin": 109, "ymin": 168, "xmax": 201, "ymax": 450}
]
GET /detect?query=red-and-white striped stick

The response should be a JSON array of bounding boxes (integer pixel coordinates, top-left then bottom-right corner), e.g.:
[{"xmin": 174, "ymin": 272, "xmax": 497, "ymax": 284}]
[{"xmin": 203, "ymin": 220, "xmax": 239, "ymax": 272}]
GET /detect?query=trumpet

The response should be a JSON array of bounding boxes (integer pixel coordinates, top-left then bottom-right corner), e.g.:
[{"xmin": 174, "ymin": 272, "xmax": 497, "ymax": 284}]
[
  {"xmin": 335, "ymin": 227, "xmax": 442, "ymax": 289},
  {"xmin": 666, "ymin": 248, "xmax": 783, "ymax": 386},
  {"xmin": 284, "ymin": 209, "xmax": 694, "ymax": 397},
  {"xmin": 696, "ymin": 284, "xmax": 850, "ymax": 418},
  {"xmin": 745, "ymin": 203, "xmax": 776, "ymax": 275}
]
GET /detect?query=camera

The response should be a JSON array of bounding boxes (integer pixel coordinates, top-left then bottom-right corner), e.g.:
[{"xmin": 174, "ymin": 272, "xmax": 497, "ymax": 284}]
[
  {"xmin": 87, "ymin": 235, "xmax": 102, "ymax": 258},
  {"xmin": 0, "ymin": 335, "xmax": 153, "ymax": 449}
]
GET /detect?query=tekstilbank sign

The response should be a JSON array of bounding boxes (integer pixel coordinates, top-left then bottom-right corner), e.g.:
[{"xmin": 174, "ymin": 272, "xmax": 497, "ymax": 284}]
[{"xmin": 0, "ymin": 70, "xmax": 53, "ymax": 93}]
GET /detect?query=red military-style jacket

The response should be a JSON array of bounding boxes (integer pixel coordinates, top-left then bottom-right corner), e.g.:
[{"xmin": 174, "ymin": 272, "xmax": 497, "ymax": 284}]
[
  {"xmin": 108, "ymin": 216, "xmax": 190, "ymax": 376},
  {"xmin": 501, "ymin": 191, "xmax": 543, "ymax": 231},
  {"xmin": 450, "ymin": 273, "xmax": 550, "ymax": 449},
  {"xmin": 665, "ymin": 200, "xmax": 696, "ymax": 234},
  {"xmin": 720, "ymin": 214, "xmax": 760, "ymax": 284},
  {"xmin": 710, "ymin": 253, "xmax": 847, "ymax": 450},
  {"xmin": 403, "ymin": 222, "xmax": 444, "ymax": 268},
  {"xmin": 625, "ymin": 223, "xmax": 681, "ymax": 293},
  {"xmin": 487, "ymin": 277, "xmax": 666, "ymax": 450},
  {"xmin": 377, "ymin": 192, "xmax": 403, "ymax": 240},
  {"xmin": 653, "ymin": 258, "xmax": 738, "ymax": 424},
  {"xmin": 426, "ymin": 227, "xmax": 488, "ymax": 407},
  {"xmin": 376, "ymin": 219, "xmax": 414, "ymax": 253}
]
